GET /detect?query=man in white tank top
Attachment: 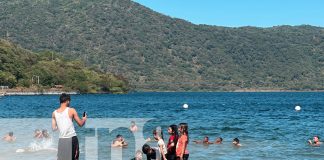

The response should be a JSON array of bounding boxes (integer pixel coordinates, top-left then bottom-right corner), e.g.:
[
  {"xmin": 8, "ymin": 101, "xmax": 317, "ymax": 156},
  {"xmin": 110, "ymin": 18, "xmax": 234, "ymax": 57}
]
[{"xmin": 52, "ymin": 93, "xmax": 87, "ymax": 160}]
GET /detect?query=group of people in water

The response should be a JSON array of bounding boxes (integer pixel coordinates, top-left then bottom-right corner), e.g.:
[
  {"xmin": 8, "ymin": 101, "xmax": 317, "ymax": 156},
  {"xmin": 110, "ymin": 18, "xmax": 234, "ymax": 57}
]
[
  {"xmin": 2, "ymin": 129, "xmax": 51, "ymax": 143},
  {"xmin": 1, "ymin": 93, "xmax": 322, "ymax": 160}
]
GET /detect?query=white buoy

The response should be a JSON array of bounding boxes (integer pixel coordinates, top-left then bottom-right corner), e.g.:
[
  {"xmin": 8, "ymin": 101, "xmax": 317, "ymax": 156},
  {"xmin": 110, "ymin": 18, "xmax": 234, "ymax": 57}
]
[
  {"xmin": 183, "ymin": 104, "xmax": 189, "ymax": 109},
  {"xmin": 295, "ymin": 105, "xmax": 301, "ymax": 111}
]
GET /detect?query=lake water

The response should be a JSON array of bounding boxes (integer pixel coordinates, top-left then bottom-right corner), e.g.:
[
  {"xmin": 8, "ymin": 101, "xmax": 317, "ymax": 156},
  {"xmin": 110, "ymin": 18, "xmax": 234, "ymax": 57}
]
[{"xmin": 0, "ymin": 92, "xmax": 323, "ymax": 160}]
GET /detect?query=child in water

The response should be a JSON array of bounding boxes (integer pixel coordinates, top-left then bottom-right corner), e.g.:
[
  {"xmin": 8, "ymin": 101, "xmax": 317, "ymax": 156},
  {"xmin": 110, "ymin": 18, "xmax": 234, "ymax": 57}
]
[{"xmin": 176, "ymin": 123, "xmax": 189, "ymax": 160}]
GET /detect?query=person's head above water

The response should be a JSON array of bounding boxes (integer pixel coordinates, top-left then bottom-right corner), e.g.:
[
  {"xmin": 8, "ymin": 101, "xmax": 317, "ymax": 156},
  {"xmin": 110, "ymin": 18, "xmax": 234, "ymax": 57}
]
[
  {"xmin": 42, "ymin": 129, "xmax": 50, "ymax": 138},
  {"xmin": 8, "ymin": 132, "xmax": 13, "ymax": 137},
  {"xmin": 116, "ymin": 134, "xmax": 123, "ymax": 140},
  {"xmin": 314, "ymin": 136, "xmax": 320, "ymax": 143},
  {"xmin": 215, "ymin": 137, "xmax": 223, "ymax": 144},
  {"xmin": 60, "ymin": 93, "xmax": 71, "ymax": 105},
  {"xmin": 233, "ymin": 138, "xmax": 240, "ymax": 145},
  {"xmin": 203, "ymin": 136, "xmax": 209, "ymax": 143}
]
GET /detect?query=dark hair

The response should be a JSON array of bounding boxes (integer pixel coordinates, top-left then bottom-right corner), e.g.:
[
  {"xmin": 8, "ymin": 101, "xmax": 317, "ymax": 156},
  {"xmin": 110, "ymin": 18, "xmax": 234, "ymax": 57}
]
[
  {"xmin": 179, "ymin": 123, "xmax": 189, "ymax": 143},
  {"xmin": 219, "ymin": 137, "xmax": 223, "ymax": 141},
  {"xmin": 142, "ymin": 144, "xmax": 151, "ymax": 154},
  {"xmin": 116, "ymin": 134, "xmax": 122, "ymax": 138},
  {"xmin": 233, "ymin": 138, "xmax": 240, "ymax": 143},
  {"xmin": 60, "ymin": 93, "xmax": 71, "ymax": 104},
  {"xmin": 42, "ymin": 129, "xmax": 49, "ymax": 138},
  {"xmin": 9, "ymin": 132, "xmax": 13, "ymax": 136},
  {"xmin": 169, "ymin": 124, "xmax": 179, "ymax": 137}
]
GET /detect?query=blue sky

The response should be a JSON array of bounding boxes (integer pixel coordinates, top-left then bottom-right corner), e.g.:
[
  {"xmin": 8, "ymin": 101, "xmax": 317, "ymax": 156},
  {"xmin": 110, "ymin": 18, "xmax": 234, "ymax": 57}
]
[{"xmin": 134, "ymin": 0, "xmax": 324, "ymax": 27}]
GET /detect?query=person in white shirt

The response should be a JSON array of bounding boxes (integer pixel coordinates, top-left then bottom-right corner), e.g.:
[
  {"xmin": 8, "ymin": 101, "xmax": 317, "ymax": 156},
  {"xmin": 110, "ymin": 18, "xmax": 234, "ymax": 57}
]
[
  {"xmin": 153, "ymin": 129, "xmax": 167, "ymax": 160},
  {"xmin": 52, "ymin": 93, "xmax": 87, "ymax": 160}
]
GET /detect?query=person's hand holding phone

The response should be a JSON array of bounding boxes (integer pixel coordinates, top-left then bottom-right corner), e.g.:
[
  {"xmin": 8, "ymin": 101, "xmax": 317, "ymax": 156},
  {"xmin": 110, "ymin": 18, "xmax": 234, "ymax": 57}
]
[{"xmin": 82, "ymin": 112, "xmax": 87, "ymax": 121}]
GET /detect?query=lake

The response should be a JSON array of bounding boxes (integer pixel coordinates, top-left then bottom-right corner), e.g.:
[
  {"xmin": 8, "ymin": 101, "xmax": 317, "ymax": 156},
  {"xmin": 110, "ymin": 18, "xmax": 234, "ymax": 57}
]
[{"xmin": 0, "ymin": 92, "xmax": 323, "ymax": 159}]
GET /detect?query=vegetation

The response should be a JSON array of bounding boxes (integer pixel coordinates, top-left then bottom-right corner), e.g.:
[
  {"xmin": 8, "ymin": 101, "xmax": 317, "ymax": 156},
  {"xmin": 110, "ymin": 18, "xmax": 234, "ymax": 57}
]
[
  {"xmin": 0, "ymin": 0, "xmax": 323, "ymax": 91},
  {"xmin": 0, "ymin": 40, "xmax": 128, "ymax": 93}
]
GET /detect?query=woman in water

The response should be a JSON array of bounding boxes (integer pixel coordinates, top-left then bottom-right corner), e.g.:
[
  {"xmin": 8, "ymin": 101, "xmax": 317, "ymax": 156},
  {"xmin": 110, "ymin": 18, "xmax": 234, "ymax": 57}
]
[
  {"xmin": 176, "ymin": 123, "xmax": 189, "ymax": 160},
  {"xmin": 167, "ymin": 124, "xmax": 178, "ymax": 160},
  {"xmin": 153, "ymin": 129, "xmax": 167, "ymax": 160}
]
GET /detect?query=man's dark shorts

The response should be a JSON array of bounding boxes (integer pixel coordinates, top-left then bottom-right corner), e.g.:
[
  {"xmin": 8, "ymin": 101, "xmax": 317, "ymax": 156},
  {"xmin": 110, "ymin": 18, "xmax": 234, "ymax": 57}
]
[{"xmin": 58, "ymin": 136, "xmax": 79, "ymax": 160}]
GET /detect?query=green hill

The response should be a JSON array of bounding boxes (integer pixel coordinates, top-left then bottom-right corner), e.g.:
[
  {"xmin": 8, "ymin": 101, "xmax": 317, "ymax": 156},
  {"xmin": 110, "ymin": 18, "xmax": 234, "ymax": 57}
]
[
  {"xmin": 0, "ymin": 39, "xmax": 128, "ymax": 93},
  {"xmin": 0, "ymin": 0, "xmax": 323, "ymax": 91}
]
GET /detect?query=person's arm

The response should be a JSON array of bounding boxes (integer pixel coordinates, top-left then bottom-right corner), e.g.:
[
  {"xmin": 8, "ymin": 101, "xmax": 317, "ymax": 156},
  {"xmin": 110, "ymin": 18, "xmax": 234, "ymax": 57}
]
[
  {"xmin": 180, "ymin": 138, "xmax": 187, "ymax": 160},
  {"xmin": 122, "ymin": 139, "xmax": 128, "ymax": 146},
  {"xmin": 168, "ymin": 139, "xmax": 175, "ymax": 150},
  {"xmin": 158, "ymin": 143, "xmax": 167, "ymax": 160},
  {"xmin": 71, "ymin": 108, "xmax": 87, "ymax": 127},
  {"xmin": 52, "ymin": 112, "xmax": 58, "ymax": 131}
]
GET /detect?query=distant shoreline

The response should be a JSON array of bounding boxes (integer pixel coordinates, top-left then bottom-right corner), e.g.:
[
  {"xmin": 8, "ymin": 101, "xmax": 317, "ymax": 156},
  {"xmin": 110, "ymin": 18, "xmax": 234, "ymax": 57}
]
[
  {"xmin": 2, "ymin": 91, "xmax": 78, "ymax": 96},
  {"xmin": 1, "ymin": 89, "xmax": 324, "ymax": 96}
]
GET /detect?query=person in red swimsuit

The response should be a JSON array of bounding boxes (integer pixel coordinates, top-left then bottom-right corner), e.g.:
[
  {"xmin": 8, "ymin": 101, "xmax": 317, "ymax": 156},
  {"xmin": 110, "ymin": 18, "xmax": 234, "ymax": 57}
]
[{"xmin": 166, "ymin": 124, "xmax": 178, "ymax": 160}]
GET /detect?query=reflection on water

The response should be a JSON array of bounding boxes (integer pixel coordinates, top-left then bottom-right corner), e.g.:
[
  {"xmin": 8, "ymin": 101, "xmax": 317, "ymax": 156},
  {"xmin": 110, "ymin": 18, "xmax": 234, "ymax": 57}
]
[{"xmin": 0, "ymin": 92, "xmax": 324, "ymax": 159}]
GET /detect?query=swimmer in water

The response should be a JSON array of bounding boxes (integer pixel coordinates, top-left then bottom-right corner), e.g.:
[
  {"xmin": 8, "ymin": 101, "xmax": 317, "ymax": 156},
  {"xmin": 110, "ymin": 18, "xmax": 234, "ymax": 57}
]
[
  {"xmin": 34, "ymin": 129, "xmax": 43, "ymax": 139},
  {"xmin": 232, "ymin": 138, "xmax": 241, "ymax": 147},
  {"xmin": 42, "ymin": 129, "xmax": 50, "ymax": 139},
  {"xmin": 130, "ymin": 121, "xmax": 138, "ymax": 132},
  {"xmin": 112, "ymin": 134, "xmax": 128, "ymax": 147},
  {"xmin": 308, "ymin": 136, "xmax": 321, "ymax": 147},
  {"xmin": 214, "ymin": 137, "xmax": 223, "ymax": 144},
  {"xmin": 3, "ymin": 132, "xmax": 16, "ymax": 142},
  {"xmin": 193, "ymin": 136, "xmax": 213, "ymax": 144}
]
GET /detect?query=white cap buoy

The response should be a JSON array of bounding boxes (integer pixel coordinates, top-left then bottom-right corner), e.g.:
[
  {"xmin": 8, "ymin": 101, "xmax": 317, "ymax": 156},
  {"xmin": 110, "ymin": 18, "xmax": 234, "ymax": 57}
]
[
  {"xmin": 183, "ymin": 104, "xmax": 189, "ymax": 109},
  {"xmin": 295, "ymin": 105, "xmax": 301, "ymax": 111}
]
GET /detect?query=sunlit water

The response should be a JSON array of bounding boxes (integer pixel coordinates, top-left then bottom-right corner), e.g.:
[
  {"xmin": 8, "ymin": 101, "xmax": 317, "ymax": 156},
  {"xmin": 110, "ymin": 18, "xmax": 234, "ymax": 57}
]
[{"xmin": 0, "ymin": 92, "xmax": 323, "ymax": 160}]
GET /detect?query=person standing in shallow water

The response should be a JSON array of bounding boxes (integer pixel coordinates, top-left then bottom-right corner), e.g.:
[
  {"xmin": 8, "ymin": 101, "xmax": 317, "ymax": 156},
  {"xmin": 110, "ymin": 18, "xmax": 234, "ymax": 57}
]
[
  {"xmin": 176, "ymin": 123, "xmax": 189, "ymax": 160},
  {"xmin": 52, "ymin": 93, "xmax": 87, "ymax": 160},
  {"xmin": 167, "ymin": 124, "xmax": 178, "ymax": 160}
]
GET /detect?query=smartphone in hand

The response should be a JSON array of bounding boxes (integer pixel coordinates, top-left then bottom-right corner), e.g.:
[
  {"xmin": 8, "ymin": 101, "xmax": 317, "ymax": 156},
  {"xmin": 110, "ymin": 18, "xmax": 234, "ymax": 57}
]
[{"xmin": 83, "ymin": 112, "xmax": 86, "ymax": 117}]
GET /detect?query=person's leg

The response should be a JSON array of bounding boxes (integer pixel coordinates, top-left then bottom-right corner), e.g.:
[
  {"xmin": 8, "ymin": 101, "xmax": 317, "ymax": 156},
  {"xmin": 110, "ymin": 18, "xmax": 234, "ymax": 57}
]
[
  {"xmin": 58, "ymin": 138, "xmax": 72, "ymax": 160},
  {"xmin": 167, "ymin": 154, "xmax": 176, "ymax": 160},
  {"xmin": 72, "ymin": 136, "xmax": 79, "ymax": 160},
  {"xmin": 183, "ymin": 154, "xmax": 189, "ymax": 160}
]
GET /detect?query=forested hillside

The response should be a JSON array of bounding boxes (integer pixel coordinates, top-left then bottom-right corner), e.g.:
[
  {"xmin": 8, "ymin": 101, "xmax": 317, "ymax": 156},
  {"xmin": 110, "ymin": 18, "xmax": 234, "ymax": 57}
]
[
  {"xmin": 0, "ymin": 0, "xmax": 323, "ymax": 91},
  {"xmin": 0, "ymin": 39, "xmax": 128, "ymax": 93}
]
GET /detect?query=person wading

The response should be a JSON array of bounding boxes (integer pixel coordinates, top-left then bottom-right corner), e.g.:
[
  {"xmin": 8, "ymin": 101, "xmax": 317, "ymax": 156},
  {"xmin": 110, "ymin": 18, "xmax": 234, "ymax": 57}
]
[{"xmin": 52, "ymin": 93, "xmax": 87, "ymax": 160}]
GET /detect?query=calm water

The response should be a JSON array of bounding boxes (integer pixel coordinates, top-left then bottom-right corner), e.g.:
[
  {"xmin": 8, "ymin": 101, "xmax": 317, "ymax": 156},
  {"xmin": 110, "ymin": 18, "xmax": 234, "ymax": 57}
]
[{"xmin": 0, "ymin": 92, "xmax": 323, "ymax": 160}]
